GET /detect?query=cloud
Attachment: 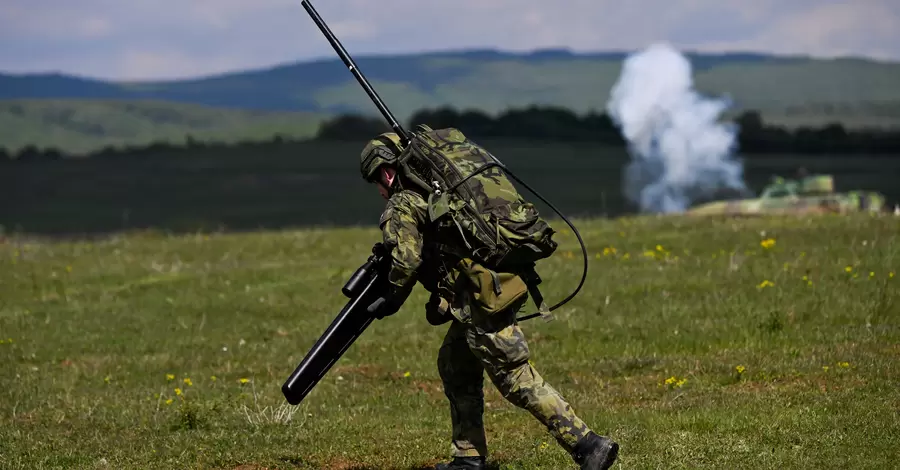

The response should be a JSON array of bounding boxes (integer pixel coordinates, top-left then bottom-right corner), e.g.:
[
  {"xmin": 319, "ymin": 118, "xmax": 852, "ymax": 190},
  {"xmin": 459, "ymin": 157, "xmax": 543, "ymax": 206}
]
[
  {"xmin": 684, "ymin": 1, "xmax": 900, "ymax": 60},
  {"xmin": 1, "ymin": 0, "xmax": 898, "ymax": 80}
]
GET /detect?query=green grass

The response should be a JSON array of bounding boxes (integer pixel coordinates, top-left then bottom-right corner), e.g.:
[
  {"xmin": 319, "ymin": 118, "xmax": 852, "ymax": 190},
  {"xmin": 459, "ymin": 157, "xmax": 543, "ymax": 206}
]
[
  {"xmin": 1, "ymin": 214, "xmax": 898, "ymax": 469},
  {"xmin": 0, "ymin": 99, "xmax": 327, "ymax": 154}
]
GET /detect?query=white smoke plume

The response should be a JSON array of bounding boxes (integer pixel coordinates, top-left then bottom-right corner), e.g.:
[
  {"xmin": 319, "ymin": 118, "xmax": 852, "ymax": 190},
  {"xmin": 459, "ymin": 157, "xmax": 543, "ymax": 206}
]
[{"xmin": 606, "ymin": 42, "xmax": 749, "ymax": 213}]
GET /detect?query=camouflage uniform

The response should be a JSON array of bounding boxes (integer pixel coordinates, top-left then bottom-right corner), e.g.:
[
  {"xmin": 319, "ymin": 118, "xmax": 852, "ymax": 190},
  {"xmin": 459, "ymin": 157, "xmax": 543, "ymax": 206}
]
[{"xmin": 379, "ymin": 188, "xmax": 593, "ymax": 460}]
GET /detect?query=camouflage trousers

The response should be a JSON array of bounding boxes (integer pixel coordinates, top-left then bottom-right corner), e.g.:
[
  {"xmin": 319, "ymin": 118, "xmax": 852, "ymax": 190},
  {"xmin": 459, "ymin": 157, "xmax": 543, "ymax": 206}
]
[{"xmin": 436, "ymin": 292, "xmax": 592, "ymax": 459}]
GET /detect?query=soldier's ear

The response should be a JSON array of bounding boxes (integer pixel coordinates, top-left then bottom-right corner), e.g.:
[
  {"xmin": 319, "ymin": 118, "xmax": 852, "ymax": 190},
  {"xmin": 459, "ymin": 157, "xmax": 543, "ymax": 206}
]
[{"xmin": 382, "ymin": 167, "xmax": 397, "ymax": 187}]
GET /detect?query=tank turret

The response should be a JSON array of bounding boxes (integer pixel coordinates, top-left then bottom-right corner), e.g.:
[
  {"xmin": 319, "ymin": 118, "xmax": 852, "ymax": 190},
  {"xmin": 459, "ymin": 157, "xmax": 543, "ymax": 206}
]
[{"xmin": 798, "ymin": 174, "xmax": 834, "ymax": 195}]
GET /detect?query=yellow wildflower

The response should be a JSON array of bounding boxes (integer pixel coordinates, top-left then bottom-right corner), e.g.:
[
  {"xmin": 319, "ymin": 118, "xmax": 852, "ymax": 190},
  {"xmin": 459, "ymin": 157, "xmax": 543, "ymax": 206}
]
[
  {"xmin": 735, "ymin": 365, "xmax": 745, "ymax": 374},
  {"xmin": 675, "ymin": 378, "xmax": 687, "ymax": 387},
  {"xmin": 403, "ymin": 371, "xmax": 411, "ymax": 378},
  {"xmin": 166, "ymin": 374, "xmax": 174, "ymax": 381},
  {"xmin": 656, "ymin": 244, "xmax": 664, "ymax": 252},
  {"xmin": 845, "ymin": 266, "xmax": 853, "ymax": 273},
  {"xmin": 210, "ymin": 375, "xmax": 217, "ymax": 381},
  {"xmin": 889, "ymin": 271, "xmax": 895, "ymax": 278},
  {"xmin": 760, "ymin": 238, "xmax": 775, "ymax": 249},
  {"xmin": 239, "ymin": 378, "xmax": 249, "ymax": 384},
  {"xmin": 183, "ymin": 378, "xmax": 193, "ymax": 386},
  {"xmin": 174, "ymin": 388, "xmax": 182, "ymax": 396},
  {"xmin": 165, "ymin": 399, "xmax": 173, "ymax": 405},
  {"xmin": 822, "ymin": 366, "xmax": 830, "ymax": 372},
  {"xmin": 838, "ymin": 362, "xmax": 850, "ymax": 368},
  {"xmin": 869, "ymin": 272, "xmax": 875, "ymax": 278},
  {"xmin": 758, "ymin": 280, "xmax": 775, "ymax": 289}
]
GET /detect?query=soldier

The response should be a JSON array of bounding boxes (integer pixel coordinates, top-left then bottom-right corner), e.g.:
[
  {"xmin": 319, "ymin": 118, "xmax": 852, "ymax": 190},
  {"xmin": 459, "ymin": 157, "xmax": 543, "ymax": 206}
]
[{"xmin": 359, "ymin": 132, "xmax": 619, "ymax": 470}]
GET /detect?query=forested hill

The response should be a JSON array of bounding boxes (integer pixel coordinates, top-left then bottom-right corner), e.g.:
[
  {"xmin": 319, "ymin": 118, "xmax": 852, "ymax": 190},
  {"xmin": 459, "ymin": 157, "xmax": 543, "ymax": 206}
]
[{"xmin": 4, "ymin": 49, "xmax": 900, "ymax": 121}]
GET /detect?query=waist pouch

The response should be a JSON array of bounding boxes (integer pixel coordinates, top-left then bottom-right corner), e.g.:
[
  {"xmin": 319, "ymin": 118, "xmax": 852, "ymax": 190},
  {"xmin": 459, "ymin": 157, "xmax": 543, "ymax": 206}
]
[{"xmin": 457, "ymin": 258, "xmax": 528, "ymax": 314}]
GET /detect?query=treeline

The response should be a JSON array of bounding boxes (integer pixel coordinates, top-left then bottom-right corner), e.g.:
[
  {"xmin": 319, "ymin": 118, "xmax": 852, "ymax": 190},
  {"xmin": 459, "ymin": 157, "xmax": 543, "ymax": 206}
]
[
  {"xmin": 317, "ymin": 106, "xmax": 900, "ymax": 154},
  {"xmin": 3, "ymin": 106, "xmax": 900, "ymax": 162}
]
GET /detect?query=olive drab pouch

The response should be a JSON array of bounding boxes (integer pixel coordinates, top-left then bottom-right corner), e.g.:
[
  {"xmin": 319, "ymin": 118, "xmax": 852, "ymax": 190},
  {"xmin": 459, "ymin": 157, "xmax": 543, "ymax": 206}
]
[
  {"xmin": 457, "ymin": 258, "xmax": 528, "ymax": 315},
  {"xmin": 396, "ymin": 125, "xmax": 558, "ymax": 273}
]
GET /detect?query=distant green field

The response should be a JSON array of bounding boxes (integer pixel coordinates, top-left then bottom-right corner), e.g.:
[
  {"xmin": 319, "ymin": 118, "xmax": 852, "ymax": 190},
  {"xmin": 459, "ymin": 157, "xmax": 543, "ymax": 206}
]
[
  {"xmin": 311, "ymin": 58, "xmax": 900, "ymax": 125},
  {"xmin": 3, "ymin": 50, "xmax": 900, "ymax": 153},
  {"xmin": 2, "ymin": 140, "xmax": 898, "ymax": 236},
  {"xmin": 1, "ymin": 214, "xmax": 897, "ymax": 468},
  {"xmin": 0, "ymin": 99, "xmax": 326, "ymax": 155}
]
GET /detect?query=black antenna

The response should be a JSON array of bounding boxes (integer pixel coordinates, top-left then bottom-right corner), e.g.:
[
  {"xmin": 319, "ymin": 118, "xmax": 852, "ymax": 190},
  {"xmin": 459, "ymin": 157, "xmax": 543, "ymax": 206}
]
[{"xmin": 300, "ymin": 0, "xmax": 410, "ymax": 146}]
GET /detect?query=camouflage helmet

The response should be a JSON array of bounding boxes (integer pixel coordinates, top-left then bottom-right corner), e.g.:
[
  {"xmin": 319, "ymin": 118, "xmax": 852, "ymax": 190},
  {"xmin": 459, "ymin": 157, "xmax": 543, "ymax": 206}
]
[{"xmin": 360, "ymin": 132, "xmax": 404, "ymax": 182}]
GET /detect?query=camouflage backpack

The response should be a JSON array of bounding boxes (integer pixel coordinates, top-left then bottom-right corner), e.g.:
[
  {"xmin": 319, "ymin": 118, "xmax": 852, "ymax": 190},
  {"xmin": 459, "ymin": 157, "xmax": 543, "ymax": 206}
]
[{"xmin": 396, "ymin": 125, "xmax": 559, "ymax": 273}]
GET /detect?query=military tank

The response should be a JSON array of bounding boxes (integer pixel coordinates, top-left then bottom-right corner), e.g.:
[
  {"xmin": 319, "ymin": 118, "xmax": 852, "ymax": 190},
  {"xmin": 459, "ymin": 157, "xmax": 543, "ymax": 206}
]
[{"xmin": 686, "ymin": 174, "xmax": 887, "ymax": 216}]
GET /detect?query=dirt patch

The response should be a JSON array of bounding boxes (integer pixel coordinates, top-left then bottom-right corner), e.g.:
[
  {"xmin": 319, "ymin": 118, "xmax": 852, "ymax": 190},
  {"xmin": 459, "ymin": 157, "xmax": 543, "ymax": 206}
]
[
  {"xmin": 413, "ymin": 379, "xmax": 443, "ymax": 395},
  {"xmin": 320, "ymin": 457, "xmax": 375, "ymax": 470}
]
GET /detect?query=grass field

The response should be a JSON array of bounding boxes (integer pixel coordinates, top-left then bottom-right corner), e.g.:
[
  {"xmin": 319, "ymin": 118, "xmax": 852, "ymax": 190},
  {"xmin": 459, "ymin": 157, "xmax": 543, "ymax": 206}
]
[
  {"xmin": 1, "ymin": 213, "xmax": 898, "ymax": 469},
  {"xmin": 0, "ymin": 99, "xmax": 326, "ymax": 155}
]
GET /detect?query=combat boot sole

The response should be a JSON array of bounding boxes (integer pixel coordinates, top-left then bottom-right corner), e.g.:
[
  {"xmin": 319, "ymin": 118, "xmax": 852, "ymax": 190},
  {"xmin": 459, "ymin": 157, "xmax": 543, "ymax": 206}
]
[
  {"xmin": 573, "ymin": 432, "xmax": 619, "ymax": 470},
  {"xmin": 433, "ymin": 456, "xmax": 485, "ymax": 470}
]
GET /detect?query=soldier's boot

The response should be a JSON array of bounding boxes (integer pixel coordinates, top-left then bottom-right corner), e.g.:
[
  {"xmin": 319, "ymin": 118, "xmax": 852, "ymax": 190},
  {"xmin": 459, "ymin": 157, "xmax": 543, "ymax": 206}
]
[
  {"xmin": 571, "ymin": 431, "xmax": 619, "ymax": 470},
  {"xmin": 433, "ymin": 456, "xmax": 486, "ymax": 469}
]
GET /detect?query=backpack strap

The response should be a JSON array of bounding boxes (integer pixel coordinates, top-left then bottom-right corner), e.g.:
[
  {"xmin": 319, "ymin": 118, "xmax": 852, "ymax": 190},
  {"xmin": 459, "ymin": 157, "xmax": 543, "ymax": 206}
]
[{"xmin": 518, "ymin": 268, "xmax": 554, "ymax": 323}]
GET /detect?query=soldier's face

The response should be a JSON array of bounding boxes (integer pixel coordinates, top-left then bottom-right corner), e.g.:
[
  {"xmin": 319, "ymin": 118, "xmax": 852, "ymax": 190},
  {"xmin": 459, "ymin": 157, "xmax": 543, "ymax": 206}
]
[{"xmin": 377, "ymin": 182, "xmax": 390, "ymax": 200}]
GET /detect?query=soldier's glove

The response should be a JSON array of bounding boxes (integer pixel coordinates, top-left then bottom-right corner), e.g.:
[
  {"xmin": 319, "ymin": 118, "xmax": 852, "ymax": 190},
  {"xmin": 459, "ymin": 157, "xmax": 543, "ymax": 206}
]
[
  {"xmin": 367, "ymin": 295, "xmax": 402, "ymax": 320},
  {"xmin": 425, "ymin": 293, "xmax": 452, "ymax": 326},
  {"xmin": 367, "ymin": 281, "xmax": 413, "ymax": 320}
]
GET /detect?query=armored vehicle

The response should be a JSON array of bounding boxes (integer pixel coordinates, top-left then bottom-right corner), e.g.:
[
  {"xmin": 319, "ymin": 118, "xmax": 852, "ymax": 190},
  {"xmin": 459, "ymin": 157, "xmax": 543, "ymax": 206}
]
[{"xmin": 687, "ymin": 174, "xmax": 886, "ymax": 216}]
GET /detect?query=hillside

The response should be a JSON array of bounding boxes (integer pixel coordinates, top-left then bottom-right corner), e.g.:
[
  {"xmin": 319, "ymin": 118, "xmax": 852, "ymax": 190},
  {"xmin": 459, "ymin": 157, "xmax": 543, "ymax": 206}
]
[
  {"xmin": 4, "ymin": 49, "xmax": 900, "ymax": 119},
  {"xmin": 3, "ymin": 49, "xmax": 900, "ymax": 152},
  {"xmin": 0, "ymin": 100, "xmax": 325, "ymax": 154}
]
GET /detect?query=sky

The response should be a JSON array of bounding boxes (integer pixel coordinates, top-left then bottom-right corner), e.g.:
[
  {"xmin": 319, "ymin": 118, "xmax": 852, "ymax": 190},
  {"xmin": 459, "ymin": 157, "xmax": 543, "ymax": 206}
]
[{"xmin": 1, "ymin": 0, "xmax": 898, "ymax": 81}]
